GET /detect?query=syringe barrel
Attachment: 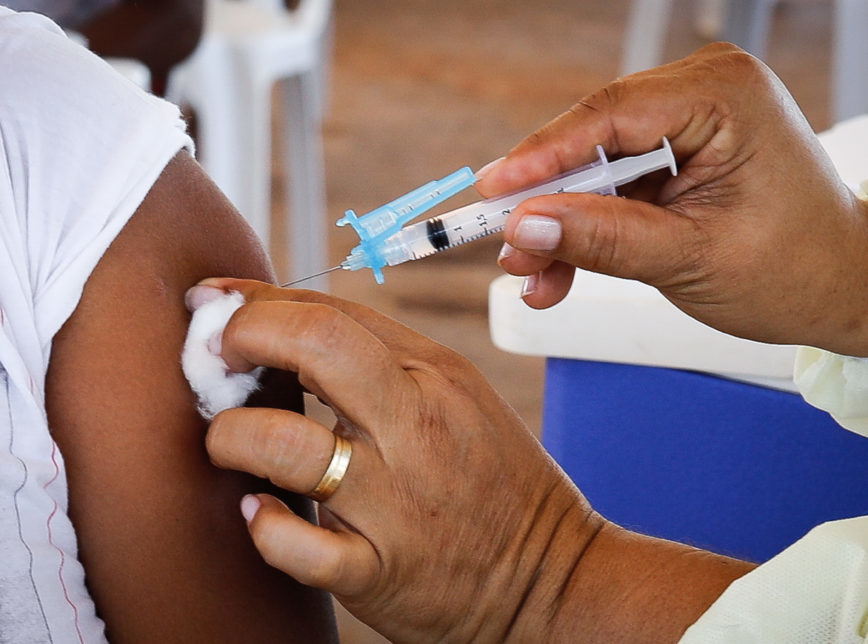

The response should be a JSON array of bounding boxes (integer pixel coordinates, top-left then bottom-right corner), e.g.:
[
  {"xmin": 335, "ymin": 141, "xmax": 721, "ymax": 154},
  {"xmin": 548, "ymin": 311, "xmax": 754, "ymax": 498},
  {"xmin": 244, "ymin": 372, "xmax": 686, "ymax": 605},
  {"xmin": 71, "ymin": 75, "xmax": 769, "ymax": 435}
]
[{"xmin": 379, "ymin": 148, "xmax": 615, "ymax": 267}]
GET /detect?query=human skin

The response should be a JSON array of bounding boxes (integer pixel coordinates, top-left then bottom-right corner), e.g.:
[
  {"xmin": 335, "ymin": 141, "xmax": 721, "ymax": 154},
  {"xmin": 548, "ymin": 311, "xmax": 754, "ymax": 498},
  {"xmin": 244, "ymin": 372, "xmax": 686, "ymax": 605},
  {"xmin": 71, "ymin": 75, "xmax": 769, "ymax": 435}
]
[
  {"xmin": 44, "ymin": 153, "xmax": 338, "ymax": 642},
  {"xmin": 478, "ymin": 43, "xmax": 868, "ymax": 357},
  {"xmin": 194, "ymin": 278, "xmax": 754, "ymax": 643}
]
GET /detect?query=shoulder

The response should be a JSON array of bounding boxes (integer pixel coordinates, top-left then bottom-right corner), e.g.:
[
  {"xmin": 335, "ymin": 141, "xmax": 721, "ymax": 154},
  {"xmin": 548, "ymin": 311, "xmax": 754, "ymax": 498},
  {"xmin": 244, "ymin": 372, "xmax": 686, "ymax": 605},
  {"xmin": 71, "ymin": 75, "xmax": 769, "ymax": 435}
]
[{"xmin": 0, "ymin": 6, "xmax": 193, "ymax": 342}]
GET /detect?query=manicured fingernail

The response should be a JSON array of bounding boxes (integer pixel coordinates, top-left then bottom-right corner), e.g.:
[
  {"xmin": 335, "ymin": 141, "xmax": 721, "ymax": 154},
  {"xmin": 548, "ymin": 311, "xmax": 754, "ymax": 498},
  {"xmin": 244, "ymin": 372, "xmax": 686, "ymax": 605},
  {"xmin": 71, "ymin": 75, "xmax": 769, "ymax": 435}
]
[
  {"xmin": 241, "ymin": 495, "xmax": 261, "ymax": 523},
  {"xmin": 514, "ymin": 215, "xmax": 562, "ymax": 251},
  {"xmin": 207, "ymin": 331, "xmax": 223, "ymax": 356},
  {"xmin": 185, "ymin": 285, "xmax": 224, "ymax": 311},
  {"xmin": 475, "ymin": 156, "xmax": 505, "ymax": 180},
  {"xmin": 498, "ymin": 243, "xmax": 516, "ymax": 264},
  {"xmin": 521, "ymin": 272, "xmax": 539, "ymax": 298}
]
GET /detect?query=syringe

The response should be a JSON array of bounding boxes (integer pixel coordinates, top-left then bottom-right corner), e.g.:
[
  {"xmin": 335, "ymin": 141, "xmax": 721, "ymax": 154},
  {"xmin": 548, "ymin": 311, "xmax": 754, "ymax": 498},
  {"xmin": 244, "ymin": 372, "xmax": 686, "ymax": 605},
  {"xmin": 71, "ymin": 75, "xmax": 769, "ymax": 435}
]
[{"xmin": 283, "ymin": 138, "xmax": 677, "ymax": 286}]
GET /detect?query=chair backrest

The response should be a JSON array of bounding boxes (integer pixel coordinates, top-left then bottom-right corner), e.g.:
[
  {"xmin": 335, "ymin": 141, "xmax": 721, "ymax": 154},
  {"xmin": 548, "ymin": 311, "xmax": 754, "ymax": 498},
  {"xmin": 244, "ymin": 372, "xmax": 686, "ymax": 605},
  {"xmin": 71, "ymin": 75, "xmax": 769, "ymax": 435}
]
[
  {"xmin": 240, "ymin": 0, "xmax": 331, "ymax": 35},
  {"xmin": 294, "ymin": 0, "xmax": 332, "ymax": 37},
  {"xmin": 242, "ymin": 0, "xmax": 284, "ymax": 11}
]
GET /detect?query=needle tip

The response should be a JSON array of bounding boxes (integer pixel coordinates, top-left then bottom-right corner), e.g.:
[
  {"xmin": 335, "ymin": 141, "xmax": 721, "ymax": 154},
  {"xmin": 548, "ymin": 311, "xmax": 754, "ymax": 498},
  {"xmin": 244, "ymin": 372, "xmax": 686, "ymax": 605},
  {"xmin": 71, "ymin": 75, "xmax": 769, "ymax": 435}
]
[{"xmin": 279, "ymin": 265, "xmax": 342, "ymax": 288}]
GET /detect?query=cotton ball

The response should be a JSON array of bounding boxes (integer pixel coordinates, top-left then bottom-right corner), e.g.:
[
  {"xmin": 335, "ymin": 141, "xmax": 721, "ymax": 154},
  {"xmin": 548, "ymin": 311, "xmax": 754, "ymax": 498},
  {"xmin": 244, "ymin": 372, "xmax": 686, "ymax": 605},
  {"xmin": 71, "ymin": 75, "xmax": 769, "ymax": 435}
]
[{"xmin": 182, "ymin": 290, "xmax": 264, "ymax": 420}]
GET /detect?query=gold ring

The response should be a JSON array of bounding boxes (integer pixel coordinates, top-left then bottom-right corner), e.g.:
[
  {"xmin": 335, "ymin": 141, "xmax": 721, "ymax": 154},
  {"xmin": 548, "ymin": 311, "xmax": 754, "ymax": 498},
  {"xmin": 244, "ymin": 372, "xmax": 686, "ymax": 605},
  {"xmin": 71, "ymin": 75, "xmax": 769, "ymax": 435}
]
[{"xmin": 309, "ymin": 434, "xmax": 352, "ymax": 502}]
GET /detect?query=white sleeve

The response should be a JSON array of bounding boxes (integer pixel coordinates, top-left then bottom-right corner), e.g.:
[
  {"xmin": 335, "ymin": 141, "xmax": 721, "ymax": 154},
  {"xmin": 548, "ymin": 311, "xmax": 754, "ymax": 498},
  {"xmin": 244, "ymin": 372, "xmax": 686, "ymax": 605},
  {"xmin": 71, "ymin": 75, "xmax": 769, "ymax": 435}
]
[
  {"xmin": 679, "ymin": 517, "xmax": 868, "ymax": 643},
  {"xmin": 0, "ymin": 7, "xmax": 193, "ymax": 367},
  {"xmin": 792, "ymin": 346, "xmax": 868, "ymax": 437}
]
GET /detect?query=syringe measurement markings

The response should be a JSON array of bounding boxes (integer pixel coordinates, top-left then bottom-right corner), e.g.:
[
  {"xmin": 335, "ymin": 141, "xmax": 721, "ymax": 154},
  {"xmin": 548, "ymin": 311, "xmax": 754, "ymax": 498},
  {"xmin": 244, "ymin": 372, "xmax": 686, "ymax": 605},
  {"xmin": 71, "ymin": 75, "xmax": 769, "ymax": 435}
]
[
  {"xmin": 421, "ymin": 205, "xmax": 512, "ymax": 252},
  {"xmin": 413, "ymin": 218, "xmax": 504, "ymax": 260}
]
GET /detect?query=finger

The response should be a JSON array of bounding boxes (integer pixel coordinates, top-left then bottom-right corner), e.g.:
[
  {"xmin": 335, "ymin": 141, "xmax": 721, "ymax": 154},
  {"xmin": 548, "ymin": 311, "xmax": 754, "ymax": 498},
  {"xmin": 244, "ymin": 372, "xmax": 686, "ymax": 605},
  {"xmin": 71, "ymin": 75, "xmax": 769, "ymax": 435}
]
[
  {"xmin": 503, "ymin": 192, "xmax": 695, "ymax": 287},
  {"xmin": 190, "ymin": 278, "xmax": 445, "ymax": 359},
  {"xmin": 474, "ymin": 94, "xmax": 668, "ymax": 198},
  {"xmin": 217, "ymin": 301, "xmax": 414, "ymax": 437},
  {"xmin": 497, "ymin": 243, "xmax": 553, "ymax": 276},
  {"xmin": 520, "ymin": 261, "xmax": 576, "ymax": 309},
  {"xmin": 207, "ymin": 407, "xmax": 356, "ymax": 507},
  {"xmin": 474, "ymin": 46, "xmax": 738, "ymax": 198},
  {"xmin": 242, "ymin": 494, "xmax": 378, "ymax": 597}
]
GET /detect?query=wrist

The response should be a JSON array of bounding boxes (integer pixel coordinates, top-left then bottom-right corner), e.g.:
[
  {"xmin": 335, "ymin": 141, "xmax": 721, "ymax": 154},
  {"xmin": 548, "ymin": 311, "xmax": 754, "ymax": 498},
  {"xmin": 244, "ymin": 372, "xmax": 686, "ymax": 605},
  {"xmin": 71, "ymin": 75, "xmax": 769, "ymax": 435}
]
[
  {"xmin": 809, "ymin": 192, "xmax": 868, "ymax": 356},
  {"xmin": 504, "ymin": 516, "xmax": 755, "ymax": 642},
  {"xmin": 502, "ymin": 497, "xmax": 607, "ymax": 641},
  {"xmin": 449, "ymin": 475, "xmax": 603, "ymax": 642}
]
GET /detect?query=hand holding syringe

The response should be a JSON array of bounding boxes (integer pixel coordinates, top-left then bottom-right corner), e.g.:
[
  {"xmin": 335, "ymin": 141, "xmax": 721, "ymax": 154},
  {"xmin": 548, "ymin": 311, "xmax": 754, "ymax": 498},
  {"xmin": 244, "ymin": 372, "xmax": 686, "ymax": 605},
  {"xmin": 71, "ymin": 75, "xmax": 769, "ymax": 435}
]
[{"xmin": 284, "ymin": 139, "xmax": 677, "ymax": 286}]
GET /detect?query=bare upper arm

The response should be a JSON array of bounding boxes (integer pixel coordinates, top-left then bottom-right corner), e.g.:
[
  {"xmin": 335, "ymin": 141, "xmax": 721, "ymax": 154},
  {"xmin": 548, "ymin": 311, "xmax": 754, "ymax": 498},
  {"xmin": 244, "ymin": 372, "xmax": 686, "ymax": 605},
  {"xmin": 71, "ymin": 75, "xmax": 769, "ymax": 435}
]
[{"xmin": 45, "ymin": 151, "xmax": 337, "ymax": 642}]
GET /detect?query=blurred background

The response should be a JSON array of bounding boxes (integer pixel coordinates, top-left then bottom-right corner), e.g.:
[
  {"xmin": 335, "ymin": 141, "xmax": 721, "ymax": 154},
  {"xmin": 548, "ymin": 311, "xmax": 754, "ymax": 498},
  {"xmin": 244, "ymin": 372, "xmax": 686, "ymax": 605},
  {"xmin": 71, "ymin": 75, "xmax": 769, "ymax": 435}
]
[{"xmin": 40, "ymin": 0, "xmax": 844, "ymax": 640}]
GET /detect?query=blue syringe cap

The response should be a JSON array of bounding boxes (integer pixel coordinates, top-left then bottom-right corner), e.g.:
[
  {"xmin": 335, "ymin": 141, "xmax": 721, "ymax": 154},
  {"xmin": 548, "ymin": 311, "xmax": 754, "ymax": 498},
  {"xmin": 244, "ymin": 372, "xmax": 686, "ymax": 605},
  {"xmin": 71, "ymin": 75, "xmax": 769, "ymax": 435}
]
[
  {"xmin": 336, "ymin": 167, "xmax": 476, "ymax": 283},
  {"xmin": 344, "ymin": 242, "xmax": 386, "ymax": 284},
  {"xmin": 339, "ymin": 207, "xmax": 389, "ymax": 283}
]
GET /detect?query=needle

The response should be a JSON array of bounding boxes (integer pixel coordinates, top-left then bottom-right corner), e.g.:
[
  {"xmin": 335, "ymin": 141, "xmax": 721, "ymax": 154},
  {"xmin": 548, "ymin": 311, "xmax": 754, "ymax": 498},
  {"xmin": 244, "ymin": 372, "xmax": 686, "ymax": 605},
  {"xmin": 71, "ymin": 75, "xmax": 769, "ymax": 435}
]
[{"xmin": 280, "ymin": 265, "xmax": 343, "ymax": 288}]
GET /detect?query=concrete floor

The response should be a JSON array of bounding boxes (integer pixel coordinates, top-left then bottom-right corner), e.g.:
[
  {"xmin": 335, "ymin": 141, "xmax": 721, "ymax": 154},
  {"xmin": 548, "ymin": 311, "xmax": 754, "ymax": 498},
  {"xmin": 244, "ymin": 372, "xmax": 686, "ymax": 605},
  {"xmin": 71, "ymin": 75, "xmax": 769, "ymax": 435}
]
[{"xmin": 265, "ymin": 1, "xmax": 834, "ymax": 640}]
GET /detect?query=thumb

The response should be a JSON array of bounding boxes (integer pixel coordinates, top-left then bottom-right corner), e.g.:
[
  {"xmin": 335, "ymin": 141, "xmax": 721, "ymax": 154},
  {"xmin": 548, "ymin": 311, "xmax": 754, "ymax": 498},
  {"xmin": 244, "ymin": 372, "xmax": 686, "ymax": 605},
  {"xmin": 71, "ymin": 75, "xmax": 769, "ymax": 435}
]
[
  {"xmin": 502, "ymin": 192, "xmax": 694, "ymax": 286},
  {"xmin": 241, "ymin": 494, "xmax": 378, "ymax": 597}
]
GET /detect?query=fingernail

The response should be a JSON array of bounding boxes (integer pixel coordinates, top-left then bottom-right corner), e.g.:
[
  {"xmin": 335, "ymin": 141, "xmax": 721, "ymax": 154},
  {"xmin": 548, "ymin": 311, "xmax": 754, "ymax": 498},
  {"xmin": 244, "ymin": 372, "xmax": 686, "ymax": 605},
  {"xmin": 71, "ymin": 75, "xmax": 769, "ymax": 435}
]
[
  {"xmin": 241, "ymin": 495, "xmax": 261, "ymax": 523},
  {"xmin": 514, "ymin": 215, "xmax": 562, "ymax": 251},
  {"xmin": 207, "ymin": 331, "xmax": 223, "ymax": 357},
  {"xmin": 185, "ymin": 285, "xmax": 224, "ymax": 312},
  {"xmin": 498, "ymin": 243, "xmax": 516, "ymax": 264},
  {"xmin": 475, "ymin": 156, "xmax": 505, "ymax": 180},
  {"xmin": 521, "ymin": 272, "xmax": 539, "ymax": 298}
]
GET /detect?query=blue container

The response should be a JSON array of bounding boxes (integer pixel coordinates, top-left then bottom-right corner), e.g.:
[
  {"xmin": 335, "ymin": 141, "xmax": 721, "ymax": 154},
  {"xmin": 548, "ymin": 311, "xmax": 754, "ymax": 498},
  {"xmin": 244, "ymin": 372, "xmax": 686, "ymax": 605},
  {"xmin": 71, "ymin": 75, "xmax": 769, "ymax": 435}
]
[{"xmin": 542, "ymin": 357, "xmax": 868, "ymax": 562}]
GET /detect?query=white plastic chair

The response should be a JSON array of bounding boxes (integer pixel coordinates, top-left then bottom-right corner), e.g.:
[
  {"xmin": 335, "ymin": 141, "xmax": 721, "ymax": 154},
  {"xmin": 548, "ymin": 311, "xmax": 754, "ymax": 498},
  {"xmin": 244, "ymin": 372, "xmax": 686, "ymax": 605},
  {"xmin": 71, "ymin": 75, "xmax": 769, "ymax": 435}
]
[
  {"xmin": 621, "ymin": 0, "xmax": 868, "ymax": 123},
  {"xmin": 167, "ymin": 0, "xmax": 333, "ymax": 287},
  {"xmin": 833, "ymin": 0, "xmax": 868, "ymax": 122}
]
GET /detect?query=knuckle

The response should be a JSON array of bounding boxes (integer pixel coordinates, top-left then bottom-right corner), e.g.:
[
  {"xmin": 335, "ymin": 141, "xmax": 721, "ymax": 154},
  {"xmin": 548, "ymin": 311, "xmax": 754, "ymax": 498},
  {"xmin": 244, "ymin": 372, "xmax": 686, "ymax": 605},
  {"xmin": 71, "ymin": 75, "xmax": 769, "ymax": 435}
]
[
  {"xmin": 238, "ymin": 280, "xmax": 277, "ymax": 302},
  {"xmin": 572, "ymin": 81, "xmax": 621, "ymax": 120},
  {"xmin": 411, "ymin": 341, "xmax": 473, "ymax": 380},
  {"xmin": 698, "ymin": 43, "xmax": 771, "ymax": 89},
  {"xmin": 719, "ymin": 46, "xmax": 765, "ymax": 78},
  {"xmin": 579, "ymin": 199, "xmax": 620, "ymax": 273},
  {"xmin": 226, "ymin": 300, "xmax": 354, "ymax": 372},
  {"xmin": 699, "ymin": 40, "xmax": 745, "ymax": 57},
  {"xmin": 295, "ymin": 303, "xmax": 349, "ymax": 356},
  {"xmin": 435, "ymin": 349, "xmax": 476, "ymax": 378},
  {"xmin": 257, "ymin": 408, "xmax": 293, "ymax": 445},
  {"xmin": 419, "ymin": 349, "xmax": 485, "ymax": 399},
  {"xmin": 253, "ymin": 410, "xmax": 304, "ymax": 475}
]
